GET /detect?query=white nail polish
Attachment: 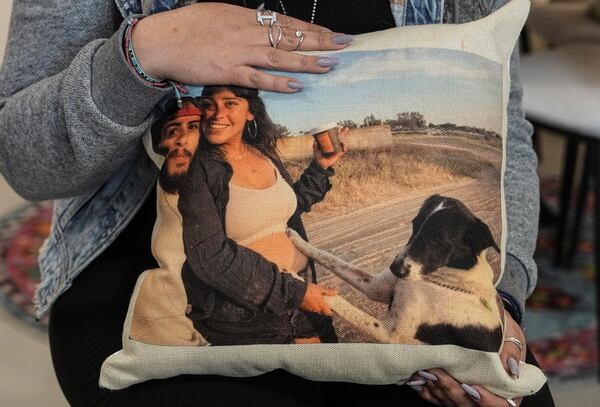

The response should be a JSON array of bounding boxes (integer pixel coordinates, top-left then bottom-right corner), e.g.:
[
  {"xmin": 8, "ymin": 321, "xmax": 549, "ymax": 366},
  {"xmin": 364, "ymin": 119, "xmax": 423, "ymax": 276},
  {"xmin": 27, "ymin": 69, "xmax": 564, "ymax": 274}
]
[
  {"xmin": 418, "ymin": 370, "xmax": 438, "ymax": 381},
  {"xmin": 461, "ymin": 383, "xmax": 481, "ymax": 401},
  {"xmin": 507, "ymin": 398, "xmax": 517, "ymax": 406},
  {"xmin": 507, "ymin": 357, "xmax": 520, "ymax": 379}
]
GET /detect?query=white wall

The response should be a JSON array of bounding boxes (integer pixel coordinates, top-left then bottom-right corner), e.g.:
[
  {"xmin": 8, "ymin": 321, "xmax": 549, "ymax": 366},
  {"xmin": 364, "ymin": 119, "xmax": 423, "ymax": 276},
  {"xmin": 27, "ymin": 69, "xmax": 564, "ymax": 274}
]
[{"xmin": 1, "ymin": 0, "xmax": 27, "ymax": 214}]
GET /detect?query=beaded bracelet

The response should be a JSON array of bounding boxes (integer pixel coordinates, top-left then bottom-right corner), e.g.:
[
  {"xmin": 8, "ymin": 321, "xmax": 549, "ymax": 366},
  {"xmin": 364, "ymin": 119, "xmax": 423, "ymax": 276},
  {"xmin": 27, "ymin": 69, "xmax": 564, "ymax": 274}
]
[{"xmin": 123, "ymin": 18, "xmax": 168, "ymax": 87}]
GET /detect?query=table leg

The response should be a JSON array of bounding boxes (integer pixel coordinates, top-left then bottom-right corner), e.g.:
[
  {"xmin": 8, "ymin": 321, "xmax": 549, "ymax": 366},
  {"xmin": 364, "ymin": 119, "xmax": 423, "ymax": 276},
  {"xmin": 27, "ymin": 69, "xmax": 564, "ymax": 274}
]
[
  {"xmin": 555, "ymin": 138, "xmax": 579, "ymax": 266},
  {"xmin": 566, "ymin": 144, "xmax": 592, "ymax": 268}
]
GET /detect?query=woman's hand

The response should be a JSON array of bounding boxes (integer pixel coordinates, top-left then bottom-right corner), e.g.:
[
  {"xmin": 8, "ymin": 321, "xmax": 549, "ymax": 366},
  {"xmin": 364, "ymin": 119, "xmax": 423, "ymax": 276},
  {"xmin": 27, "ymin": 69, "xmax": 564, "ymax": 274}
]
[
  {"xmin": 300, "ymin": 283, "xmax": 337, "ymax": 315},
  {"xmin": 314, "ymin": 127, "xmax": 349, "ymax": 168},
  {"xmin": 406, "ymin": 309, "xmax": 526, "ymax": 406},
  {"xmin": 132, "ymin": 3, "xmax": 353, "ymax": 92}
]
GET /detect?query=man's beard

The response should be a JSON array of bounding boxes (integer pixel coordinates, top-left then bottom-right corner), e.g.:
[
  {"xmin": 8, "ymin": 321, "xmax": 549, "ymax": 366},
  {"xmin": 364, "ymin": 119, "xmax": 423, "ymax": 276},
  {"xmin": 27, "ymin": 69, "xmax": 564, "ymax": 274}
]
[
  {"xmin": 159, "ymin": 148, "xmax": 194, "ymax": 194},
  {"xmin": 159, "ymin": 170, "xmax": 187, "ymax": 195}
]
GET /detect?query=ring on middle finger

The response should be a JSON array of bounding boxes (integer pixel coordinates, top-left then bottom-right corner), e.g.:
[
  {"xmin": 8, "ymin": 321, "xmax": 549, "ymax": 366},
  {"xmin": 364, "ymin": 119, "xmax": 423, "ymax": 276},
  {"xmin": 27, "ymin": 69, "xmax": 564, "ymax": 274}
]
[
  {"xmin": 293, "ymin": 29, "xmax": 305, "ymax": 51},
  {"xmin": 268, "ymin": 25, "xmax": 283, "ymax": 48},
  {"xmin": 256, "ymin": 6, "xmax": 277, "ymax": 26}
]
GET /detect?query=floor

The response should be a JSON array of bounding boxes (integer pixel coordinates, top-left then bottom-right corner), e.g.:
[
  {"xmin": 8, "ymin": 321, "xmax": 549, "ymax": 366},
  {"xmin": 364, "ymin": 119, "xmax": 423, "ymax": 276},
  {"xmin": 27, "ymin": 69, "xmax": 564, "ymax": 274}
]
[{"xmin": 0, "ymin": 133, "xmax": 599, "ymax": 406}]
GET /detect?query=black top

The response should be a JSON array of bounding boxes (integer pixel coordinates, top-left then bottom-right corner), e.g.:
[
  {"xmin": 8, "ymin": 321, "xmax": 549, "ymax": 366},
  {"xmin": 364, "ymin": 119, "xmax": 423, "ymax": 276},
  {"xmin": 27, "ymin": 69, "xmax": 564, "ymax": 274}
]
[{"xmin": 210, "ymin": 0, "xmax": 397, "ymax": 34}]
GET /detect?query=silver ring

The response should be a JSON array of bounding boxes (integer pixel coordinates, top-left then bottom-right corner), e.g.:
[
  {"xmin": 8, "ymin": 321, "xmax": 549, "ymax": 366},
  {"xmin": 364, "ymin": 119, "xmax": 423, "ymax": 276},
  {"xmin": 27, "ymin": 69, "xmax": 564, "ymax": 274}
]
[
  {"xmin": 294, "ymin": 29, "xmax": 305, "ymax": 51},
  {"xmin": 268, "ymin": 25, "xmax": 283, "ymax": 48},
  {"xmin": 256, "ymin": 6, "xmax": 277, "ymax": 26},
  {"xmin": 503, "ymin": 337, "xmax": 524, "ymax": 351}
]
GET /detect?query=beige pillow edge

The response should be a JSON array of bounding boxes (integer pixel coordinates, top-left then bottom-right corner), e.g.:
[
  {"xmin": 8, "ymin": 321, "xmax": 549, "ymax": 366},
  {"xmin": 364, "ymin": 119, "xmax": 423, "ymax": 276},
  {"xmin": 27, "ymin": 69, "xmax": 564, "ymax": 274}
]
[{"xmin": 100, "ymin": 272, "xmax": 546, "ymax": 398}]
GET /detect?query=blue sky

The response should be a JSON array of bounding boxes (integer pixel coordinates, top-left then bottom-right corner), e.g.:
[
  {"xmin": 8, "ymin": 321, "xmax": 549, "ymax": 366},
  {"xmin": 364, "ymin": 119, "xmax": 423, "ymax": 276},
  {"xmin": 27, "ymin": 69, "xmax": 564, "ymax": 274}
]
[{"xmin": 259, "ymin": 48, "xmax": 503, "ymax": 134}]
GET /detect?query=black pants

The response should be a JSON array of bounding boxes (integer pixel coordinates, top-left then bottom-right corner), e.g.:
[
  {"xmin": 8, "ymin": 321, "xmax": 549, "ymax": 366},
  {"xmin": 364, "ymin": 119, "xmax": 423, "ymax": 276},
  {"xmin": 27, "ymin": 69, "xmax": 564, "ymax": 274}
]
[{"xmin": 48, "ymin": 195, "xmax": 555, "ymax": 407}]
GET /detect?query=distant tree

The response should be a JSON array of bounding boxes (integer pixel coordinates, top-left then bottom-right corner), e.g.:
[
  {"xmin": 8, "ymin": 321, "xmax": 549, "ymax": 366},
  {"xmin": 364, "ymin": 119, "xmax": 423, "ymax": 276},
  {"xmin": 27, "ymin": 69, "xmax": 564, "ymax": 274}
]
[
  {"xmin": 338, "ymin": 120, "xmax": 357, "ymax": 129},
  {"xmin": 361, "ymin": 114, "xmax": 382, "ymax": 127},
  {"xmin": 395, "ymin": 112, "xmax": 427, "ymax": 130}
]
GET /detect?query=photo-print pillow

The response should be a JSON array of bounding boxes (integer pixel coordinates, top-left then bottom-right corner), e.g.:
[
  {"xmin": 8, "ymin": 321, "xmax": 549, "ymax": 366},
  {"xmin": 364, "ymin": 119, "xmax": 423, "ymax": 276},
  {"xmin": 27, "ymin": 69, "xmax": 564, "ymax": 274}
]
[{"xmin": 100, "ymin": 0, "xmax": 547, "ymax": 398}]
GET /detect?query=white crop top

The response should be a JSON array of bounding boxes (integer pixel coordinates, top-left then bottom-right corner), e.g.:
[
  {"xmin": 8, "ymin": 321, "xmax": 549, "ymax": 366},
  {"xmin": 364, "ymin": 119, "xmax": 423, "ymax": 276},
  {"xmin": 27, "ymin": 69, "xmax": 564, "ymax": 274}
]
[{"xmin": 225, "ymin": 162, "xmax": 298, "ymax": 246}]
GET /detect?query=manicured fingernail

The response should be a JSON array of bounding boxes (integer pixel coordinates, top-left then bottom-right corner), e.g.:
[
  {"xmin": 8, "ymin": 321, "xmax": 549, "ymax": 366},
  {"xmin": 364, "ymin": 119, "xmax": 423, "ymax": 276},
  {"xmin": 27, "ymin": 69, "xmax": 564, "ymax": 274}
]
[
  {"xmin": 333, "ymin": 34, "xmax": 354, "ymax": 45},
  {"xmin": 461, "ymin": 384, "xmax": 481, "ymax": 401},
  {"xmin": 407, "ymin": 380, "xmax": 426, "ymax": 386},
  {"xmin": 507, "ymin": 398, "xmax": 517, "ymax": 406},
  {"xmin": 409, "ymin": 384, "xmax": 423, "ymax": 392},
  {"xmin": 316, "ymin": 57, "xmax": 340, "ymax": 67},
  {"xmin": 417, "ymin": 370, "xmax": 438, "ymax": 381},
  {"xmin": 288, "ymin": 81, "xmax": 304, "ymax": 90},
  {"xmin": 508, "ymin": 357, "xmax": 520, "ymax": 379}
]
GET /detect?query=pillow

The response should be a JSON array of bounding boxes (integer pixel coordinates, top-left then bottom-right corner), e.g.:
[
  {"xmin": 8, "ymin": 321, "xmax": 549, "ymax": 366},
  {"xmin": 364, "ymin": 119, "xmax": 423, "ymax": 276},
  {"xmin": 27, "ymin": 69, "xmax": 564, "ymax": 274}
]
[{"xmin": 100, "ymin": 0, "xmax": 546, "ymax": 398}]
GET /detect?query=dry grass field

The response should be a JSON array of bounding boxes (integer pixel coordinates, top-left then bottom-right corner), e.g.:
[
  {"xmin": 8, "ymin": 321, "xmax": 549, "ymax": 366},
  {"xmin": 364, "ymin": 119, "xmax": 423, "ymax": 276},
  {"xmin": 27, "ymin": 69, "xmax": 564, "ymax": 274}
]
[{"xmin": 281, "ymin": 128, "xmax": 501, "ymax": 222}]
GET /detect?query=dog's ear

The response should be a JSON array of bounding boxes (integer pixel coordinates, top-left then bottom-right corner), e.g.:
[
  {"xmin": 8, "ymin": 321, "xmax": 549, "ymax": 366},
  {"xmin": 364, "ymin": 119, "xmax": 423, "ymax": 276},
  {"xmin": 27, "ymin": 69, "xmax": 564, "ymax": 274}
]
[
  {"xmin": 466, "ymin": 218, "xmax": 500, "ymax": 254},
  {"xmin": 447, "ymin": 218, "xmax": 499, "ymax": 270}
]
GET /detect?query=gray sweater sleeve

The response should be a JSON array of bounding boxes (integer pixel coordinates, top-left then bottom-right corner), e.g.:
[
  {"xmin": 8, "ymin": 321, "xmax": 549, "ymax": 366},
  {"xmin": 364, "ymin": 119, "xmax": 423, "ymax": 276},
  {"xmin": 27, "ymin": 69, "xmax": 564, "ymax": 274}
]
[
  {"xmin": 0, "ymin": 1, "xmax": 169, "ymax": 201},
  {"xmin": 485, "ymin": 0, "xmax": 539, "ymax": 324},
  {"xmin": 496, "ymin": 39, "xmax": 539, "ymax": 324}
]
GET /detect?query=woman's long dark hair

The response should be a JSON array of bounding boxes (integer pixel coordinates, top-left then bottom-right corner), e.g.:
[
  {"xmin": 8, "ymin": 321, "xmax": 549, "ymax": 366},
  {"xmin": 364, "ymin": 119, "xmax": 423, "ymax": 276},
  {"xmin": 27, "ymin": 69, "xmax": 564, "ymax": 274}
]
[{"xmin": 200, "ymin": 85, "xmax": 282, "ymax": 159}]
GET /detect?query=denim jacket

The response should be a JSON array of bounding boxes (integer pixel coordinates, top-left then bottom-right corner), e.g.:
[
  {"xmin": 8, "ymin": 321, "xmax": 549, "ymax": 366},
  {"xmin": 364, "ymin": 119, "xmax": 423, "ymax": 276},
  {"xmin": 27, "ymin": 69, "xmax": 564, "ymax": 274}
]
[{"xmin": 0, "ymin": 0, "xmax": 536, "ymax": 321}]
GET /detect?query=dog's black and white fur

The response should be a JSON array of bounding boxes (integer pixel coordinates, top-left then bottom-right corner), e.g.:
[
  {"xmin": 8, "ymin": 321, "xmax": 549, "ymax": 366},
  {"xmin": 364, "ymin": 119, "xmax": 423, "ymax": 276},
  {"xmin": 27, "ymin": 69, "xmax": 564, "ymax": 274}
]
[{"xmin": 288, "ymin": 194, "xmax": 505, "ymax": 352}]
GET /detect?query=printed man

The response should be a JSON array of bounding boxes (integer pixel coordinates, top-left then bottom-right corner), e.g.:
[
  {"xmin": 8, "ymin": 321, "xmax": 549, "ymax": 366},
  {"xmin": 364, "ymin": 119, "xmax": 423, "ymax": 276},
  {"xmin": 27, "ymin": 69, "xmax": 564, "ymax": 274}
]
[{"xmin": 130, "ymin": 98, "xmax": 208, "ymax": 346}]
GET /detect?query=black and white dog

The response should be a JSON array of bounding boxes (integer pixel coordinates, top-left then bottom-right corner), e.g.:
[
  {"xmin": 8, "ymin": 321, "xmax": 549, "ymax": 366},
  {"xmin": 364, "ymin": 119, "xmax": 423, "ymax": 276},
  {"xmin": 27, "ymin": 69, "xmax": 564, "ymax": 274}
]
[{"xmin": 288, "ymin": 194, "xmax": 504, "ymax": 352}]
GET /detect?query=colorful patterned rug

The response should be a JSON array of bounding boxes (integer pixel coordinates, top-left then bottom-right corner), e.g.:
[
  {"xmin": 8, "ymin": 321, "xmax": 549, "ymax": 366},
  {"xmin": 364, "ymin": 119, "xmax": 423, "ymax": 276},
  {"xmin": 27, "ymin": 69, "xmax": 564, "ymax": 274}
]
[
  {"xmin": 525, "ymin": 177, "xmax": 598, "ymax": 381},
  {"xmin": 0, "ymin": 201, "xmax": 52, "ymax": 329},
  {"xmin": 0, "ymin": 178, "xmax": 597, "ymax": 380}
]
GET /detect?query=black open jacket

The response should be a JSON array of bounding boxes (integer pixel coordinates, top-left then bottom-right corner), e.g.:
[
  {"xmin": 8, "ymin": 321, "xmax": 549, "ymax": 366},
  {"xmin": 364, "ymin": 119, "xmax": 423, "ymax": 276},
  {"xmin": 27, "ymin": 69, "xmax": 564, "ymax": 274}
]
[{"xmin": 179, "ymin": 147, "xmax": 334, "ymax": 324}]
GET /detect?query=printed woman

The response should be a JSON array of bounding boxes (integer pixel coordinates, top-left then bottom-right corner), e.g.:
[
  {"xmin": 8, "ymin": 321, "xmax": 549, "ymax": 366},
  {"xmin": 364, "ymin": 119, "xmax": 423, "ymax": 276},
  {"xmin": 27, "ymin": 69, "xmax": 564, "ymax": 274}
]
[{"xmin": 178, "ymin": 85, "xmax": 348, "ymax": 345}]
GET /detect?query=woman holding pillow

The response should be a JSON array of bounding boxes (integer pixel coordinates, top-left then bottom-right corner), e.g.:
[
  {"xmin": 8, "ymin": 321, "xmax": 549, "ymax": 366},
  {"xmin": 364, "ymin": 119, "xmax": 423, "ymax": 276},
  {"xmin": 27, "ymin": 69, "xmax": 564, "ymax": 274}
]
[{"xmin": 0, "ymin": 0, "xmax": 554, "ymax": 405}]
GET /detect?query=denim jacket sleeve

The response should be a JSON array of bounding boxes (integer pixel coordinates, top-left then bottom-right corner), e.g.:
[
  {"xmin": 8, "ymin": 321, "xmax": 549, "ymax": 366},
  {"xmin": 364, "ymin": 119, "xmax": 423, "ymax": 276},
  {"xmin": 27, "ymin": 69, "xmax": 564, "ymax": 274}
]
[
  {"xmin": 0, "ymin": 1, "xmax": 169, "ymax": 201},
  {"xmin": 293, "ymin": 160, "xmax": 335, "ymax": 213},
  {"xmin": 178, "ymin": 157, "xmax": 308, "ymax": 315}
]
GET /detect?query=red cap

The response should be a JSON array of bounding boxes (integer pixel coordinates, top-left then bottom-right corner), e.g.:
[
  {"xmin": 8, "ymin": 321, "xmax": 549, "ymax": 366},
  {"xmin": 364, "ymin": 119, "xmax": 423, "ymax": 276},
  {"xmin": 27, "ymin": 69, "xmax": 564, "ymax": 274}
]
[{"xmin": 174, "ymin": 103, "xmax": 201, "ymax": 118}]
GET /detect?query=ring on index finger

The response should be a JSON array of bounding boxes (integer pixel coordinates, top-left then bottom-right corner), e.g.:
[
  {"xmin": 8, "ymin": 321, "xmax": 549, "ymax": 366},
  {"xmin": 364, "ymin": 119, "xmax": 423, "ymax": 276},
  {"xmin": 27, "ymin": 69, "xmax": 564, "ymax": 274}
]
[
  {"xmin": 504, "ymin": 337, "xmax": 524, "ymax": 351},
  {"xmin": 268, "ymin": 25, "xmax": 283, "ymax": 48},
  {"xmin": 293, "ymin": 29, "xmax": 305, "ymax": 51}
]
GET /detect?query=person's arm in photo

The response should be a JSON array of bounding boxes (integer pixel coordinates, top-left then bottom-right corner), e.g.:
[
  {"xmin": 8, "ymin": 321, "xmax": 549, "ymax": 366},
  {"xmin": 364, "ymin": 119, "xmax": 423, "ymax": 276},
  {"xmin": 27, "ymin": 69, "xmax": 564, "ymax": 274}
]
[
  {"xmin": 293, "ymin": 127, "xmax": 348, "ymax": 213},
  {"xmin": 178, "ymin": 156, "xmax": 308, "ymax": 316}
]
